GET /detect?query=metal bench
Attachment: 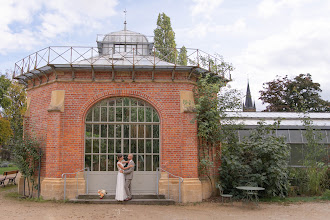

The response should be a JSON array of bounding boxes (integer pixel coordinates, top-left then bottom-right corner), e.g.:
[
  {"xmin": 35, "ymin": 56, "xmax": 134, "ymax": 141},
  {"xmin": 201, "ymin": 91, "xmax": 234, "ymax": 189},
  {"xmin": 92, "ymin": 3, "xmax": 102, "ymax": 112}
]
[{"xmin": 0, "ymin": 170, "xmax": 19, "ymax": 187}]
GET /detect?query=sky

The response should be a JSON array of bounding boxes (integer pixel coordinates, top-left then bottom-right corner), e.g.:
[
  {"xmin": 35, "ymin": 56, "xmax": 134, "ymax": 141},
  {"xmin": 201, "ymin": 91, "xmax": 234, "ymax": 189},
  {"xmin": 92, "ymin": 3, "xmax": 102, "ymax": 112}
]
[{"xmin": 1, "ymin": 0, "xmax": 330, "ymax": 111}]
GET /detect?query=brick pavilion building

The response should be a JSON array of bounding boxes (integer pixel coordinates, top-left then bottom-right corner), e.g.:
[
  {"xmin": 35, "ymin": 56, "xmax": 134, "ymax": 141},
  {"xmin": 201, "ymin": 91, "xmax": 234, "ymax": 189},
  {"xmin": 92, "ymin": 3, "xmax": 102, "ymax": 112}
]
[{"xmin": 13, "ymin": 26, "xmax": 230, "ymax": 203}]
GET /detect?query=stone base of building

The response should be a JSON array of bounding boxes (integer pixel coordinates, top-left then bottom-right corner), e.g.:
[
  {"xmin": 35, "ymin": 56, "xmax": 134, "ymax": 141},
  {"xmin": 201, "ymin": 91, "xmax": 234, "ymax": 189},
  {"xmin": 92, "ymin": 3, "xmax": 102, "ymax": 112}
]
[
  {"xmin": 18, "ymin": 176, "xmax": 86, "ymax": 200},
  {"xmin": 158, "ymin": 172, "xmax": 215, "ymax": 203}
]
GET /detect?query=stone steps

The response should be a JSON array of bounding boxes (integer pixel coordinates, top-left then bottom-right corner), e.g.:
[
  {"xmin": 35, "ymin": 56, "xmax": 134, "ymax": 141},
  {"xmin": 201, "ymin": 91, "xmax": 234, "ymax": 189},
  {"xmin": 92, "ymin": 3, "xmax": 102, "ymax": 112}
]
[{"xmin": 71, "ymin": 194, "xmax": 175, "ymax": 205}]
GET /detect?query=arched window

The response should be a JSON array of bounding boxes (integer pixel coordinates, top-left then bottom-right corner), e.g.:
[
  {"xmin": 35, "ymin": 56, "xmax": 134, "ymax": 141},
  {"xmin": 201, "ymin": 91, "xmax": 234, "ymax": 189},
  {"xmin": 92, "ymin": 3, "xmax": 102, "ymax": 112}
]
[{"xmin": 85, "ymin": 97, "xmax": 160, "ymax": 172}]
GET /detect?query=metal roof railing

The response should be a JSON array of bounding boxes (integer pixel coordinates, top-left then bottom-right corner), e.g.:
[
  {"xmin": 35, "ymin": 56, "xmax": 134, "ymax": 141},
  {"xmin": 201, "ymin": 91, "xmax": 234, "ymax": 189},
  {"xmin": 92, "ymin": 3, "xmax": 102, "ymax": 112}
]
[{"xmin": 13, "ymin": 46, "xmax": 232, "ymax": 81}]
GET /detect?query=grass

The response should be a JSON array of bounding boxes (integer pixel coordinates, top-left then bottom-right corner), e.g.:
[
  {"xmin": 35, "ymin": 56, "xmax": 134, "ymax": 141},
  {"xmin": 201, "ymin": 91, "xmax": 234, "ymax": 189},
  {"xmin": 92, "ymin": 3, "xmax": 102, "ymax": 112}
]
[
  {"xmin": 260, "ymin": 195, "xmax": 330, "ymax": 203},
  {"xmin": 0, "ymin": 166, "xmax": 19, "ymax": 174}
]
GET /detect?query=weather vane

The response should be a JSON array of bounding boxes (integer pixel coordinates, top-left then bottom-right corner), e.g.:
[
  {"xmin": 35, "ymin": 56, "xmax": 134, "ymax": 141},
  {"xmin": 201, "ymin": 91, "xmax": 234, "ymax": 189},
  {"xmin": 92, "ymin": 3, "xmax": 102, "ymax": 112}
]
[{"xmin": 124, "ymin": 9, "xmax": 127, "ymax": 30}]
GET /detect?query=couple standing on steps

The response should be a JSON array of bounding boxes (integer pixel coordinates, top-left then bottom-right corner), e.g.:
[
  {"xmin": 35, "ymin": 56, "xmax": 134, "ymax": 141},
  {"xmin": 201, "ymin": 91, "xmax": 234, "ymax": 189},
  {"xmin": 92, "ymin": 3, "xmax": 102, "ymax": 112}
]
[{"xmin": 115, "ymin": 154, "xmax": 135, "ymax": 202}]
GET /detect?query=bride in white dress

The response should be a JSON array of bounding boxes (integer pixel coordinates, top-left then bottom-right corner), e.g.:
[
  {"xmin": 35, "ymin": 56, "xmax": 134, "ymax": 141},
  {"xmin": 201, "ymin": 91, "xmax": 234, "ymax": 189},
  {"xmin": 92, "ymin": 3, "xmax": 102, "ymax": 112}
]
[{"xmin": 115, "ymin": 155, "xmax": 133, "ymax": 201}]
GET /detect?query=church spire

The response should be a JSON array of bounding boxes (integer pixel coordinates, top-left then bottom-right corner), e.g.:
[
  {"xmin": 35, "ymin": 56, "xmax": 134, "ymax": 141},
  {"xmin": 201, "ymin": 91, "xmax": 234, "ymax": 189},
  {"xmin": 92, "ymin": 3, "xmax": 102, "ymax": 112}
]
[{"xmin": 243, "ymin": 81, "xmax": 256, "ymax": 112}]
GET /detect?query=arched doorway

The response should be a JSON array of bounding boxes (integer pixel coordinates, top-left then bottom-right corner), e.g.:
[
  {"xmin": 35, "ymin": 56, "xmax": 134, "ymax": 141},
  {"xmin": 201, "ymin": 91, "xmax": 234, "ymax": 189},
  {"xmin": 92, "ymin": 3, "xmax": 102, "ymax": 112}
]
[{"xmin": 84, "ymin": 97, "xmax": 160, "ymax": 194}]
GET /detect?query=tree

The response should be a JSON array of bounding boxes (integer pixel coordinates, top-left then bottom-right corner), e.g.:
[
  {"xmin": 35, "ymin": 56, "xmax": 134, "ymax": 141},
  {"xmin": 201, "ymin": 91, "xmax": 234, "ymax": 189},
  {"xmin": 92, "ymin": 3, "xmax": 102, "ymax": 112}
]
[
  {"xmin": 259, "ymin": 74, "xmax": 330, "ymax": 112},
  {"xmin": 177, "ymin": 46, "xmax": 187, "ymax": 66},
  {"xmin": 154, "ymin": 13, "xmax": 177, "ymax": 63},
  {"xmin": 3, "ymin": 80, "xmax": 26, "ymax": 138},
  {"xmin": 0, "ymin": 117, "xmax": 12, "ymax": 145},
  {"xmin": 0, "ymin": 74, "xmax": 11, "ymax": 112}
]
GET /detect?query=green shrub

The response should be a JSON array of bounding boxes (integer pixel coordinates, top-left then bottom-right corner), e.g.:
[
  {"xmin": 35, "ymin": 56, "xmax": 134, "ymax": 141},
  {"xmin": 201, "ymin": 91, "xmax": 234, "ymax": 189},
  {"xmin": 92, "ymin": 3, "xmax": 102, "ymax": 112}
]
[
  {"xmin": 220, "ymin": 121, "xmax": 290, "ymax": 198},
  {"xmin": 321, "ymin": 189, "xmax": 330, "ymax": 200},
  {"xmin": 289, "ymin": 167, "xmax": 329, "ymax": 196}
]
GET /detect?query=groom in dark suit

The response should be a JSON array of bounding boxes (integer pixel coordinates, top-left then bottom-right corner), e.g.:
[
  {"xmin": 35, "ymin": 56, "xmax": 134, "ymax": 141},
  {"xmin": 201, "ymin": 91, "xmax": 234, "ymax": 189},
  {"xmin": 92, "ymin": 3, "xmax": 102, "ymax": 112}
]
[{"xmin": 120, "ymin": 154, "xmax": 135, "ymax": 201}]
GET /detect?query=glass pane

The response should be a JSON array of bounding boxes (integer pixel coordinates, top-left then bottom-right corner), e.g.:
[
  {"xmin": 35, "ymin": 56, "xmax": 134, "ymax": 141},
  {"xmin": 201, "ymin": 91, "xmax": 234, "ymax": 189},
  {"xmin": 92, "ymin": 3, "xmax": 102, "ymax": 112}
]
[
  {"xmin": 277, "ymin": 130, "xmax": 289, "ymax": 142},
  {"xmin": 123, "ymin": 107, "xmax": 129, "ymax": 122},
  {"xmin": 101, "ymin": 125, "xmax": 107, "ymax": 138},
  {"xmin": 138, "ymin": 140, "xmax": 144, "ymax": 153},
  {"xmin": 85, "ymin": 139, "xmax": 92, "ymax": 153},
  {"xmin": 289, "ymin": 130, "xmax": 303, "ymax": 143},
  {"xmin": 101, "ymin": 107, "xmax": 107, "ymax": 122},
  {"xmin": 116, "ymin": 125, "xmax": 122, "ymax": 138},
  {"xmin": 109, "ymin": 100, "xmax": 115, "ymax": 106},
  {"xmin": 116, "ymin": 107, "xmax": 122, "ymax": 122},
  {"xmin": 131, "ymin": 139, "xmax": 137, "ymax": 153},
  {"xmin": 153, "ymin": 155, "xmax": 159, "ymax": 171},
  {"xmin": 100, "ymin": 100, "xmax": 107, "ymax": 107},
  {"xmin": 238, "ymin": 130, "xmax": 251, "ymax": 141},
  {"xmin": 108, "ymin": 125, "xmax": 114, "ymax": 138},
  {"xmin": 116, "ymin": 98, "xmax": 122, "ymax": 106},
  {"xmin": 138, "ymin": 155, "xmax": 144, "ymax": 171},
  {"xmin": 124, "ymin": 125, "xmax": 129, "ymax": 138},
  {"xmin": 146, "ymin": 155, "xmax": 152, "ymax": 171},
  {"xmin": 146, "ymin": 140, "xmax": 152, "ymax": 153},
  {"xmin": 131, "ymin": 108, "xmax": 137, "ymax": 122},
  {"xmin": 138, "ymin": 101, "xmax": 145, "ymax": 106},
  {"xmin": 108, "ymin": 139, "xmax": 114, "ymax": 153},
  {"xmin": 108, "ymin": 155, "xmax": 114, "ymax": 171},
  {"xmin": 290, "ymin": 144, "xmax": 304, "ymax": 166},
  {"xmin": 100, "ymin": 155, "xmax": 107, "ymax": 171},
  {"xmin": 153, "ymin": 125, "xmax": 159, "ymax": 138},
  {"xmin": 93, "ymin": 155, "xmax": 99, "ymax": 171},
  {"xmin": 85, "ymin": 155, "xmax": 91, "ymax": 170},
  {"xmin": 86, "ymin": 110, "xmax": 92, "ymax": 122},
  {"xmin": 116, "ymin": 139, "xmax": 122, "ymax": 153},
  {"xmin": 153, "ymin": 140, "xmax": 159, "ymax": 153},
  {"xmin": 123, "ymin": 97, "xmax": 130, "ymax": 106},
  {"xmin": 93, "ymin": 139, "xmax": 99, "ymax": 153},
  {"xmin": 153, "ymin": 109, "xmax": 159, "ymax": 122},
  {"xmin": 131, "ymin": 125, "xmax": 137, "ymax": 138},
  {"xmin": 138, "ymin": 125, "xmax": 144, "ymax": 138},
  {"xmin": 93, "ymin": 107, "xmax": 100, "ymax": 122},
  {"xmin": 146, "ymin": 125, "xmax": 152, "ymax": 138},
  {"xmin": 85, "ymin": 139, "xmax": 91, "ymax": 153},
  {"xmin": 138, "ymin": 107, "xmax": 144, "ymax": 122},
  {"xmin": 101, "ymin": 139, "xmax": 107, "ymax": 153},
  {"xmin": 86, "ymin": 124, "xmax": 92, "ymax": 137},
  {"xmin": 109, "ymin": 107, "xmax": 115, "ymax": 122},
  {"xmin": 124, "ymin": 139, "xmax": 129, "ymax": 153},
  {"xmin": 93, "ymin": 125, "xmax": 100, "ymax": 137},
  {"xmin": 146, "ymin": 108, "xmax": 152, "ymax": 122},
  {"xmin": 131, "ymin": 99, "xmax": 137, "ymax": 106}
]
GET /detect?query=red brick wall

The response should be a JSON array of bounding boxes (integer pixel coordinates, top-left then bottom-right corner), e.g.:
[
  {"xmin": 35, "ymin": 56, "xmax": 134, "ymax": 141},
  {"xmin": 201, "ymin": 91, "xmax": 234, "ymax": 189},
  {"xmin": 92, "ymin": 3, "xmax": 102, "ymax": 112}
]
[{"xmin": 25, "ymin": 70, "xmax": 199, "ymax": 179}]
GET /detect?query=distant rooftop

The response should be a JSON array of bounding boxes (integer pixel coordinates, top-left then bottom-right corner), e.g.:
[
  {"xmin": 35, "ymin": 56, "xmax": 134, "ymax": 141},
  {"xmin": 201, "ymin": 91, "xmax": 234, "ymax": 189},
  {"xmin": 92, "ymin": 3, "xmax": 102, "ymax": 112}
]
[{"xmin": 226, "ymin": 111, "xmax": 330, "ymax": 128}]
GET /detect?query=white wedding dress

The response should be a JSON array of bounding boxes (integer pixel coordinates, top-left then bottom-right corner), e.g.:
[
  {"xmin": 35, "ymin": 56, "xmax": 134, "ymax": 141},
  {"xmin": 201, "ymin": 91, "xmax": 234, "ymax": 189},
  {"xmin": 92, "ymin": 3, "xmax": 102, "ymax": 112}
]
[{"xmin": 115, "ymin": 161, "xmax": 127, "ymax": 201}]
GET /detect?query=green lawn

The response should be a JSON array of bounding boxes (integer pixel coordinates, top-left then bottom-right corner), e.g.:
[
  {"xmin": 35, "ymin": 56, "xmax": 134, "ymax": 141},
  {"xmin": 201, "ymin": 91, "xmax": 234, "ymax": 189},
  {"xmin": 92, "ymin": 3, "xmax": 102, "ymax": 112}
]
[{"xmin": 0, "ymin": 166, "xmax": 19, "ymax": 175}]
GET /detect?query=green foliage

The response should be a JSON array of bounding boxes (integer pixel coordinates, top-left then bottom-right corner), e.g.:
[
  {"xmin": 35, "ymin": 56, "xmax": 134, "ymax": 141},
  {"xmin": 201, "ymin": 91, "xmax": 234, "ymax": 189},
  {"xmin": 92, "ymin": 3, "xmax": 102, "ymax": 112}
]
[
  {"xmin": 259, "ymin": 74, "xmax": 330, "ymax": 112},
  {"xmin": 177, "ymin": 46, "xmax": 187, "ymax": 65},
  {"xmin": 154, "ymin": 13, "xmax": 177, "ymax": 63},
  {"xmin": 12, "ymin": 134, "xmax": 42, "ymax": 198},
  {"xmin": 194, "ymin": 70, "xmax": 240, "ymax": 195},
  {"xmin": 3, "ymin": 80, "xmax": 26, "ymax": 138},
  {"xmin": 0, "ymin": 117, "xmax": 12, "ymax": 146},
  {"xmin": 220, "ymin": 121, "xmax": 290, "ymax": 198},
  {"xmin": 288, "ymin": 114, "xmax": 329, "ymax": 196},
  {"xmin": 0, "ymin": 74, "xmax": 11, "ymax": 110},
  {"xmin": 301, "ymin": 114, "xmax": 328, "ymax": 167},
  {"xmin": 321, "ymin": 189, "xmax": 330, "ymax": 200}
]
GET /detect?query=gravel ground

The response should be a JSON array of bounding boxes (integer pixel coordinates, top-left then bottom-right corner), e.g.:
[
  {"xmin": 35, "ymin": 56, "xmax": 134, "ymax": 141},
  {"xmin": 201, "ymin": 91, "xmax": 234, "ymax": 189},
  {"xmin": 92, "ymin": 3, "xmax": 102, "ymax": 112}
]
[{"xmin": 0, "ymin": 186, "xmax": 329, "ymax": 220}]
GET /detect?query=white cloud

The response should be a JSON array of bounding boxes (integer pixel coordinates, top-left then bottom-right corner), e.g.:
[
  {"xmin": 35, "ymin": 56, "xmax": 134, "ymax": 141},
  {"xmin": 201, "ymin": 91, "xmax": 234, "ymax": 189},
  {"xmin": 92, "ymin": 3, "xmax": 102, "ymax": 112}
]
[
  {"xmin": 0, "ymin": 0, "xmax": 118, "ymax": 54},
  {"xmin": 257, "ymin": 0, "xmax": 312, "ymax": 18},
  {"xmin": 190, "ymin": 0, "xmax": 224, "ymax": 20}
]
